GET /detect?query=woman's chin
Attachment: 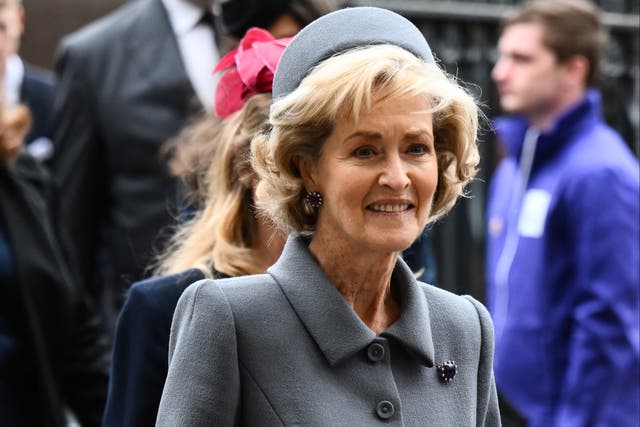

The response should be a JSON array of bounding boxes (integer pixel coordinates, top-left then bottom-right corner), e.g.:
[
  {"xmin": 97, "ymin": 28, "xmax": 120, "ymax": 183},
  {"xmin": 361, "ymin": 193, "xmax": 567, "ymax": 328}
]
[{"xmin": 362, "ymin": 235, "xmax": 421, "ymax": 256}]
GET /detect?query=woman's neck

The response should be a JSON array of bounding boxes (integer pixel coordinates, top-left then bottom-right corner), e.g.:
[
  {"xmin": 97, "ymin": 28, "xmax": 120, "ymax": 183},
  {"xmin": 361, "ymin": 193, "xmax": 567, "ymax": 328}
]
[
  {"xmin": 252, "ymin": 218, "xmax": 286, "ymax": 272},
  {"xmin": 309, "ymin": 236, "xmax": 401, "ymax": 334}
]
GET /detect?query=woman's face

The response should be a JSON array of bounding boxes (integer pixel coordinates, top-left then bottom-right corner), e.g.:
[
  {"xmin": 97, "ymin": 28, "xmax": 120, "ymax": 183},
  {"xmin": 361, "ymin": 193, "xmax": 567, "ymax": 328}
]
[{"xmin": 305, "ymin": 94, "xmax": 438, "ymax": 255}]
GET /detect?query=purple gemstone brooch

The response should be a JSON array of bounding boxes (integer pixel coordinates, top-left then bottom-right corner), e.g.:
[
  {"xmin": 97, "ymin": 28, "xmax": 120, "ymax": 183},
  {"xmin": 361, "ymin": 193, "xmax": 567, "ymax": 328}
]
[{"xmin": 437, "ymin": 360, "xmax": 457, "ymax": 383}]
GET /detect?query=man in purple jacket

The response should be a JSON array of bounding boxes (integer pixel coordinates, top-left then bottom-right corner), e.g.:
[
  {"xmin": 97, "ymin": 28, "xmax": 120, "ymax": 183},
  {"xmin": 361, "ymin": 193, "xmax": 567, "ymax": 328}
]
[{"xmin": 486, "ymin": 0, "xmax": 639, "ymax": 425}]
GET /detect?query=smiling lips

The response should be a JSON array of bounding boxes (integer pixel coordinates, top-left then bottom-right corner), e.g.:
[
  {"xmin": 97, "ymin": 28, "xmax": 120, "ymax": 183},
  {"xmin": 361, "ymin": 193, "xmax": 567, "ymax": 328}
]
[{"xmin": 368, "ymin": 203, "xmax": 413, "ymax": 213}]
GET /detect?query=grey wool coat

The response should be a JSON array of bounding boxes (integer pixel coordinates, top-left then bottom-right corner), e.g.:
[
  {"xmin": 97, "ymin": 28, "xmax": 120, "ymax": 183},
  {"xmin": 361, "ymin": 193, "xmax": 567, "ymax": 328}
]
[{"xmin": 156, "ymin": 236, "xmax": 500, "ymax": 426}]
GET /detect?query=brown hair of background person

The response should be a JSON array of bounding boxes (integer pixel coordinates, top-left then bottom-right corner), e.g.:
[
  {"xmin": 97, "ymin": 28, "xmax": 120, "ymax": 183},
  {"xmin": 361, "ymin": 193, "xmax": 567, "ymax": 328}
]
[{"xmin": 502, "ymin": 0, "xmax": 607, "ymax": 87}]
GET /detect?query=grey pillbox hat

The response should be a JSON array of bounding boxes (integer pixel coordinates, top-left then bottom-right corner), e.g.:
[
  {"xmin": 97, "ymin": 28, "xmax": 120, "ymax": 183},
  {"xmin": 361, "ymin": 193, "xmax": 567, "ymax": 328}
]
[{"xmin": 273, "ymin": 6, "xmax": 435, "ymax": 100}]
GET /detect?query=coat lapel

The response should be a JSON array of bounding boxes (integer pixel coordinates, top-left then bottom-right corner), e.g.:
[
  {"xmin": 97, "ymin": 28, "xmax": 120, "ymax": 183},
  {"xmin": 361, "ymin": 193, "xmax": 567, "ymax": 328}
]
[
  {"xmin": 383, "ymin": 261, "xmax": 435, "ymax": 367},
  {"xmin": 268, "ymin": 236, "xmax": 375, "ymax": 366},
  {"xmin": 127, "ymin": 0, "xmax": 200, "ymax": 113}
]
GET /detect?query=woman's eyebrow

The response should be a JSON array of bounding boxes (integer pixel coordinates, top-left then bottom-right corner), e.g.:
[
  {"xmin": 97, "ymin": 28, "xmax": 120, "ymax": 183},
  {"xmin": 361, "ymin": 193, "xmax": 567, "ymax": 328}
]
[
  {"xmin": 405, "ymin": 130, "xmax": 434, "ymax": 140},
  {"xmin": 344, "ymin": 130, "xmax": 382, "ymax": 142}
]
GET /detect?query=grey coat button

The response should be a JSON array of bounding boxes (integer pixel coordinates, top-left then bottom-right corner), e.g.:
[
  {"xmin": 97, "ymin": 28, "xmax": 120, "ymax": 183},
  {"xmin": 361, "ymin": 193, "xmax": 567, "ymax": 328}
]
[
  {"xmin": 367, "ymin": 342, "xmax": 385, "ymax": 362},
  {"xmin": 376, "ymin": 400, "xmax": 395, "ymax": 420}
]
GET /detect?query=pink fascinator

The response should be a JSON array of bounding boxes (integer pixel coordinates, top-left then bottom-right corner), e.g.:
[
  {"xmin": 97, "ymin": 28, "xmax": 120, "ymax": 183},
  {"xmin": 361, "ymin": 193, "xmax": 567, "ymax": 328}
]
[{"xmin": 214, "ymin": 28, "xmax": 293, "ymax": 119}]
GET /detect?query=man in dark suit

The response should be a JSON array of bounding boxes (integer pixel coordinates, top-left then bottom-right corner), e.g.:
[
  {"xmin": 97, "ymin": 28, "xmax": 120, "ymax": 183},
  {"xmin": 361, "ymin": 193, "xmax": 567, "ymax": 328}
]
[
  {"xmin": 50, "ymin": 0, "xmax": 223, "ymax": 328},
  {"xmin": 0, "ymin": 0, "xmax": 56, "ymax": 161}
]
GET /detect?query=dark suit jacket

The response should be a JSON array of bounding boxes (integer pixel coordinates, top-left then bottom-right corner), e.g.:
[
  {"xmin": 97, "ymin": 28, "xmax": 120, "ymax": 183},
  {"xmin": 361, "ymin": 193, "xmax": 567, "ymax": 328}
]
[
  {"xmin": 157, "ymin": 236, "xmax": 501, "ymax": 426},
  {"xmin": 50, "ymin": 0, "xmax": 202, "ymax": 318},
  {"xmin": 0, "ymin": 151, "xmax": 110, "ymax": 427},
  {"xmin": 103, "ymin": 268, "xmax": 205, "ymax": 427},
  {"xmin": 20, "ymin": 63, "xmax": 56, "ymax": 147}
]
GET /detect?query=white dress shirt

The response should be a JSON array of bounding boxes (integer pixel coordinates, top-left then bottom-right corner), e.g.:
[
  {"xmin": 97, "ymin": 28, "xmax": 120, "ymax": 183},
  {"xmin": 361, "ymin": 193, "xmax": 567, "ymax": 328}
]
[
  {"xmin": 3, "ymin": 54, "xmax": 24, "ymax": 107},
  {"xmin": 162, "ymin": 0, "xmax": 220, "ymax": 112}
]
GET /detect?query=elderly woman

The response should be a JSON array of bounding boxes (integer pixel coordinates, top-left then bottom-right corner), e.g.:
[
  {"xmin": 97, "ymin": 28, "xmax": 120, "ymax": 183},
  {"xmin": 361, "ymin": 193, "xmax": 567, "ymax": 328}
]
[{"xmin": 157, "ymin": 7, "xmax": 500, "ymax": 426}]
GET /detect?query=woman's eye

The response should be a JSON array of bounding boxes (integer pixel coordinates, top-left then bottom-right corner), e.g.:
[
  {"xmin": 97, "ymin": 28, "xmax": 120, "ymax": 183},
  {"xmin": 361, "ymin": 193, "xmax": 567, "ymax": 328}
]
[
  {"xmin": 408, "ymin": 144, "xmax": 429, "ymax": 155},
  {"xmin": 354, "ymin": 147, "xmax": 375, "ymax": 157}
]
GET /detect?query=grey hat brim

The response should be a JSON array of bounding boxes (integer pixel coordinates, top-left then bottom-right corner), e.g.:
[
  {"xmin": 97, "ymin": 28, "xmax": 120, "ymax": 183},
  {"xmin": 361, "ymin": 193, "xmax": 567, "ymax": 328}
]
[{"xmin": 273, "ymin": 7, "xmax": 434, "ymax": 100}]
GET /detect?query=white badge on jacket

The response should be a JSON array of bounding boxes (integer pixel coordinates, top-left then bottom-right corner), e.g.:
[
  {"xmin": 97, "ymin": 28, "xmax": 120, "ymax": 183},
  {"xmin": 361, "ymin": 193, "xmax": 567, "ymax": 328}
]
[{"xmin": 517, "ymin": 189, "xmax": 551, "ymax": 238}]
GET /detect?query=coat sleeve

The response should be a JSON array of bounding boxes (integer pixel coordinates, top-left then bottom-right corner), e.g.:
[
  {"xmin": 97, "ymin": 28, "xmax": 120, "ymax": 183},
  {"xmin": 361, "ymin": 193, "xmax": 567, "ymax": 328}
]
[
  {"xmin": 104, "ymin": 283, "xmax": 172, "ymax": 427},
  {"xmin": 464, "ymin": 296, "xmax": 501, "ymax": 427},
  {"xmin": 49, "ymin": 39, "xmax": 107, "ymax": 296},
  {"xmin": 556, "ymin": 167, "xmax": 640, "ymax": 426},
  {"xmin": 62, "ymin": 294, "xmax": 112, "ymax": 427},
  {"xmin": 156, "ymin": 280, "xmax": 241, "ymax": 426}
]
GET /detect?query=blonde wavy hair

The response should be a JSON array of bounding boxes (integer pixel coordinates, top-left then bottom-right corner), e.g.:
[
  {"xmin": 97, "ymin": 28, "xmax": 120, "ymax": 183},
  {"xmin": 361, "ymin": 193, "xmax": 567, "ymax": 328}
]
[
  {"xmin": 153, "ymin": 93, "xmax": 272, "ymax": 278},
  {"xmin": 252, "ymin": 44, "xmax": 480, "ymax": 235}
]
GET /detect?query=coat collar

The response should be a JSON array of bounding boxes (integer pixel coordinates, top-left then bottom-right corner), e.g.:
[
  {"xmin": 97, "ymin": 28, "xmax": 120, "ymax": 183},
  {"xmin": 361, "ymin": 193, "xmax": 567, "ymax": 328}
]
[
  {"xmin": 268, "ymin": 235, "xmax": 435, "ymax": 367},
  {"xmin": 127, "ymin": 0, "xmax": 193, "ymax": 98}
]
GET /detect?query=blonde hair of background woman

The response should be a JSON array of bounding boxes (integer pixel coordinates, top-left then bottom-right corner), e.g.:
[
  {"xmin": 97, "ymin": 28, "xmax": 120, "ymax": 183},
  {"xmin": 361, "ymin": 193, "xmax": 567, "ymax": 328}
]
[{"xmin": 152, "ymin": 93, "xmax": 273, "ymax": 278}]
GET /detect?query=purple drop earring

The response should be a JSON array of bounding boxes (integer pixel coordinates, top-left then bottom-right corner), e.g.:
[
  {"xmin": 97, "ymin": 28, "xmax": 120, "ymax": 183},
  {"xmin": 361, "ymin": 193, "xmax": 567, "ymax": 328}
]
[{"xmin": 305, "ymin": 191, "xmax": 323, "ymax": 208}]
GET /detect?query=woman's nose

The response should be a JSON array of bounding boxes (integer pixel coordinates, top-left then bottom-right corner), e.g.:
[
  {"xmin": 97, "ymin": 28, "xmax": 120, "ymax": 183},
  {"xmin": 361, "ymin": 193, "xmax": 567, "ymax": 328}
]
[{"xmin": 378, "ymin": 154, "xmax": 411, "ymax": 190}]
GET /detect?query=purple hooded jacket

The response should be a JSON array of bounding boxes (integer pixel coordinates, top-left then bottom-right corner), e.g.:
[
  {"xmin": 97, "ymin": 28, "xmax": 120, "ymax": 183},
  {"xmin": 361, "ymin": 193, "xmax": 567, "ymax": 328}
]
[{"xmin": 485, "ymin": 90, "xmax": 639, "ymax": 426}]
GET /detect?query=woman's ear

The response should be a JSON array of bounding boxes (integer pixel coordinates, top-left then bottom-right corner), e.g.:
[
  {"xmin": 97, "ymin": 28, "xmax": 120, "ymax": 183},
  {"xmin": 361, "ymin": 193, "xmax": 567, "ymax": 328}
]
[{"xmin": 296, "ymin": 156, "xmax": 318, "ymax": 191}]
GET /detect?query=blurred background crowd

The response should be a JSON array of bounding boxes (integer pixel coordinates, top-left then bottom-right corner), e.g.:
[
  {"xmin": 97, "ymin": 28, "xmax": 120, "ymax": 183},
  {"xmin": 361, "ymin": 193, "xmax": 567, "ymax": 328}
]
[{"xmin": 1, "ymin": 0, "xmax": 638, "ymax": 425}]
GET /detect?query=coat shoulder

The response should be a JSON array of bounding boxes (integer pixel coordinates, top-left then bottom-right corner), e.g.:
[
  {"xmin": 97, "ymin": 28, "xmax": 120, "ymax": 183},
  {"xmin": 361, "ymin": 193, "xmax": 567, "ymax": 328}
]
[
  {"xmin": 124, "ymin": 269, "xmax": 206, "ymax": 319},
  {"xmin": 23, "ymin": 64, "xmax": 56, "ymax": 88},
  {"xmin": 419, "ymin": 283, "xmax": 484, "ymax": 324},
  {"xmin": 173, "ymin": 274, "xmax": 282, "ymax": 333},
  {"xmin": 418, "ymin": 283, "xmax": 493, "ymax": 350},
  {"xmin": 129, "ymin": 268, "xmax": 206, "ymax": 298},
  {"xmin": 183, "ymin": 274, "xmax": 278, "ymax": 311},
  {"xmin": 56, "ymin": 0, "xmax": 149, "ymax": 58}
]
